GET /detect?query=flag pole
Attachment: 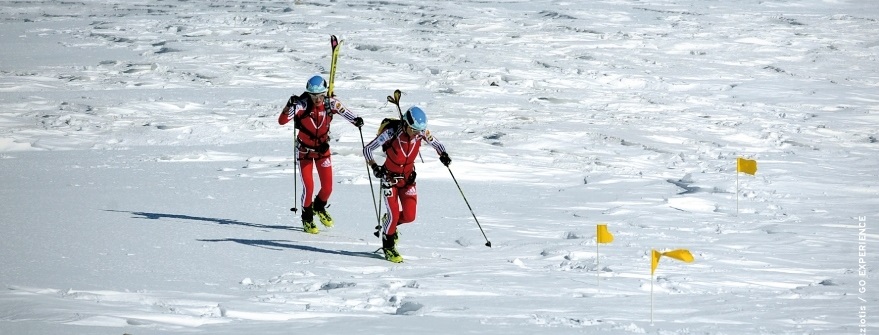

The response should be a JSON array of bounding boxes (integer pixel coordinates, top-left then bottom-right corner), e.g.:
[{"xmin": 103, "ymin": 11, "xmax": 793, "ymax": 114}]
[
  {"xmin": 650, "ymin": 270, "xmax": 654, "ymax": 324},
  {"xmin": 597, "ymin": 240, "xmax": 600, "ymax": 291},
  {"xmin": 595, "ymin": 224, "xmax": 613, "ymax": 293}
]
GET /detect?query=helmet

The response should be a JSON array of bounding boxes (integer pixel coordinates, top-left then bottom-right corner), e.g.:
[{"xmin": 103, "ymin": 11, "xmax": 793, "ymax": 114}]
[
  {"xmin": 404, "ymin": 106, "xmax": 428, "ymax": 131},
  {"xmin": 305, "ymin": 75, "xmax": 328, "ymax": 94}
]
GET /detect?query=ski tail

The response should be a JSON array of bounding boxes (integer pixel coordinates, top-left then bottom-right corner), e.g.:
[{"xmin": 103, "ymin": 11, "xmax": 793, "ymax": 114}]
[{"xmin": 328, "ymin": 35, "xmax": 340, "ymax": 97}]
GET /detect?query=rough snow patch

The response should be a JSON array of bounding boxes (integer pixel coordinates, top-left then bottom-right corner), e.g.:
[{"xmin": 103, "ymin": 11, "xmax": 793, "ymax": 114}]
[{"xmin": 667, "ymin": 197, "xmax": 717, "ymax": 213}]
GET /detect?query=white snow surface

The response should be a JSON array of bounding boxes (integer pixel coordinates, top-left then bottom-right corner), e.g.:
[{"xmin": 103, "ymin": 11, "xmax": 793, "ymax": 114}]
[{"xmin": 1, "ymin": 0, "xmax": 878, "ymax": 334}]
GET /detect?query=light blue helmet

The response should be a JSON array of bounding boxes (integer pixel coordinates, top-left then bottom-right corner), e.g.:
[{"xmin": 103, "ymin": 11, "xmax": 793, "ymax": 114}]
[
  {"xmin": 305, "ymin": 75, "xmax": 328, "ymax": 94},
  {"xmin": 404, "ymin": 106, "xmax": 428, "ymax": 131}
]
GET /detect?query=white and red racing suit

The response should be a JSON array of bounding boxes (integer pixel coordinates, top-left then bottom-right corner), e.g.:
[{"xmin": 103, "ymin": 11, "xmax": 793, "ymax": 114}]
[
  {"xmin": 363, "ymin": 127, "xmax": 446, "ymax": 236},
  {"xmin": 279, "ymin": 95, "xmax": 359, "ymax": 208}
]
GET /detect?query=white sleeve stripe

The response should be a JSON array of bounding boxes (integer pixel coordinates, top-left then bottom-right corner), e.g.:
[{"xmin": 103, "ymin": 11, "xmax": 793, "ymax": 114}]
[
  {"xmin": 330, "ymin": 98, "xmax": 358, "ymax": 123},
  {"xmin": 363, "ymin": 129, "xmax": 394, "ymax": 162},
  {"xmin": 424, "ymin": 131, "xmax": 446, "ymax": 154}
]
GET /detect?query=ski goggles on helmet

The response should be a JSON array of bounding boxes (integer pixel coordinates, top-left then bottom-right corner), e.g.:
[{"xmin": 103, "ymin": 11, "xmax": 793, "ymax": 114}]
[{"xmin": 404, "ymin": 106, "xmax": 428, "ymax": 131}]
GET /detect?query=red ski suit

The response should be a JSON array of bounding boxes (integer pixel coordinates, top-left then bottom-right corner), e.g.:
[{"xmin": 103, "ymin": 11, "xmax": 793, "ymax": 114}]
[
  {"xmin": 279, "ymin": 95, "xmax": 359, "ymax": 208},
  {"xmin": 363, "ymin": 127, "xmax": 446, "ymax": 235}
]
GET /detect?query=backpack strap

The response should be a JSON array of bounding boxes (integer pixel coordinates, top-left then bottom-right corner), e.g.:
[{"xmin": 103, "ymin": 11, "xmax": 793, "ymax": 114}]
[
  {"xmin": 380, "ymin": 120, "xmax": 404, "ymax": 152},
  {"xmin": 293, "ymin": 92, "xmax": 331, "ymax": 145}
]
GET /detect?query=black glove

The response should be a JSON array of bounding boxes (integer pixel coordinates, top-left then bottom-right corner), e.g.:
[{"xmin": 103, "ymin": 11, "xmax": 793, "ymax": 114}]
[
  {"xmin": 371, "ymin": 163, "xmax": 385, "ymax": 179},
  {"xmin": 353, "ymin": 117, "xmax": 364, "ymax": 128},
  {"xmin": 439, "ymin": 152, "xmax": 451, "ymax": 166},
  {"xmin": 317, "ymin": 142, "xmax": 330, "ymax": 153},
  {"xmin": 406, "ymin": 171, "xmax": 417, "ymax": 185},
  {"xmin": 286, "ymin": 95, "xmax": 298, "ymax": 108}
]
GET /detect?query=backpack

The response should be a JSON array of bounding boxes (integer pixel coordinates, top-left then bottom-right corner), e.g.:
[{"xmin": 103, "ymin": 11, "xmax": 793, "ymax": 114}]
[
  {"xmin": 377, "ymin": 117, "xmax": 403, "ymax": 135},
  {"xmin": 376, "ymin": 118, "xmax": 405, "ymax": 152}
]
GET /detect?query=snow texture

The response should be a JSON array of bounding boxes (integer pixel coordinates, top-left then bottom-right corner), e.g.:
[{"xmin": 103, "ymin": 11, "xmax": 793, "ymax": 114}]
[{"xmin": 1, "ymin": 0, "xmax": 877, "ymax": 334}]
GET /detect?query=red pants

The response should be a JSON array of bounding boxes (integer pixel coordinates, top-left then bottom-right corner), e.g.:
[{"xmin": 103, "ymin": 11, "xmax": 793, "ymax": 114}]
[
  {"xmin": 298, "ymin": 154, "xmax": 333, "ymax": 207},
  {"xmin": 380, "ymin": 182, "xmax": 417, "ymax": 235}
]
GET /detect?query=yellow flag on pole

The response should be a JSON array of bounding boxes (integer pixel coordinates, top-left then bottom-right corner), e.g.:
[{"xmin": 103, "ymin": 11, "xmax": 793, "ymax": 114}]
[
  {"xmin": 651, "ymin": 250, "xmax": 662, "ymax": 275},
  {"xmin": 650, "ymin": 249, "xmax": 695, "ymax": 324},
  {"xmin": 737, "ymin": 157, "xmax": 757, "ymax": 175},
  {"xmin": 651, "ymin": 249, "xmax": 695, "ymax": 275},
  {"xmin": 597, "ymin": 224, "xmax": 614, "ymax": 244}
]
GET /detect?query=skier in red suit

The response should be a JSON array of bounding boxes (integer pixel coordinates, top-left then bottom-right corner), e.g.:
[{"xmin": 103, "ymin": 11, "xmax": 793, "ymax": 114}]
[
  {"xmin": 363, "ymin": 106, "xmax": 451, "ymax": 263},
  {"xmin": 279, "ymin": 75, "xmax": 363, "ymax": 234}
]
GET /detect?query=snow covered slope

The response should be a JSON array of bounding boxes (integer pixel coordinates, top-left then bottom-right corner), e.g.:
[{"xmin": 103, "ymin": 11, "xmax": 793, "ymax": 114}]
[{"xmin": 1, "ymin": 0, "xmax": 877, "ymax": 334}]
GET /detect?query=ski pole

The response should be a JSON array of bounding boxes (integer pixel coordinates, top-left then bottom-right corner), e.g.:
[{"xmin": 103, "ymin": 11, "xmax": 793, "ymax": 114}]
[
  {"xmin": 292, "ymin": 137, "xmax": 299, "ymax": 213},
  {"xmin": 374, "ymin": 189, "xmax": 384, "ymax": 238},
  {"xmin": 445, "ymin": 166, "xmax": 491, "ymax": 247},
  {"xmin": 359, "ymin": 128, "xmax": 381, "ymax": 225}
]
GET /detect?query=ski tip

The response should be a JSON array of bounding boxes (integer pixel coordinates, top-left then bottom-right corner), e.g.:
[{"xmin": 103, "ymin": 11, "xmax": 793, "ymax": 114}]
[{"xmin": 387, "ymin": 89, "xmax": 402, "ymax": 105}]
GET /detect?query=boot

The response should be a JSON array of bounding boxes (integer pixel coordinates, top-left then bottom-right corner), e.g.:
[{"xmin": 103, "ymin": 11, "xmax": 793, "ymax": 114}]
[
  {"xmin": 312, "ymin": 197, "xmax": 334, "ymax": 227},
  {"xmin": 382, "ymin": 232, "xmax": 403, "ymax": 263},
  {"xmin": 301, "ymin": 206, "xmax": 318, "ymax": 234}
]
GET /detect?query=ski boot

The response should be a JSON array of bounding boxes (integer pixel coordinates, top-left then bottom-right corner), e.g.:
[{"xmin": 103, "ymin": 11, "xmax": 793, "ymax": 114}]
[
  {"xmin": 301, "ymin": 206, "xmax": 319, "ymax": 234},
  {"xmin": 382, "ymin": 232, "xmax": 403, "ymax": 263},
  {"xmin": 312, "ymin": 197, "xmax": 334, "ymax": 227}
]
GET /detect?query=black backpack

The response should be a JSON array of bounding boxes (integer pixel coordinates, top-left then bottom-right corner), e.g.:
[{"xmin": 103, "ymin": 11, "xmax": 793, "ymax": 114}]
[{"xmin": 376, "ymin": 118, "xmax": 405, "ymax": 152}]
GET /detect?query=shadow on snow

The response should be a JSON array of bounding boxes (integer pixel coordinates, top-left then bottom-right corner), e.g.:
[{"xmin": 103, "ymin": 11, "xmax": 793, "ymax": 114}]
[
  {"xmin": 197, "ymin": 238, "xmax": 382, "ymax": 259},
  {"xmin": 107, "ymin": 210, "xmax": 381, "ymax": 260},
  {"xmin": 107, "ymin": 209, "xmax": 293, "ymax": 231}
]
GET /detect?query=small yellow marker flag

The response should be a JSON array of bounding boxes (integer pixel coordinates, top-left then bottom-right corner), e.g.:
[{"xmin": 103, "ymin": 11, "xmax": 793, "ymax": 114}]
[
  {"xmin": 736, "ymin": 157, "xmax": 757, "ymax": 175},
  {"xmin": 651, "ymin": 250, "xmax": 662, "ymax": 275},
  {"xmin": 650, "ymin": 249, "xmax": 695, "ymax": 275},
  {"xmin": 597, "ymin": 224, "xmax": 614, "ymax": 244}
]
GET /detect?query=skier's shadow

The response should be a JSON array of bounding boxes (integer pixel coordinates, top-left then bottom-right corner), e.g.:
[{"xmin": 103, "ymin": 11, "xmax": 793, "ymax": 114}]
[
  {"xmin": 107, "ymin": 210, "xmax": 293, "ymax": 231},
  {"xmin": 198, "ymin": 238, "xmax": 382, "ymax": 259},
  {"xmin": 108, "ymin": 210, "xmax": 380, "ymax": 260}
]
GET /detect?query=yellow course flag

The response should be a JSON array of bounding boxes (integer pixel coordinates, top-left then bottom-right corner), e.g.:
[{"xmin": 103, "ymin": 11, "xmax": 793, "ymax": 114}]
[
  {"xmin": 662, "ymin": 249, "xmax": 694, "ymax": 263},
  {"xmin": 597, "ymin": 224, "xmax": 614, "ymax": 244},
  {"xmin": 651, "ymin": 250, "xmax": 662, "ymax": 275},
  {"xmin": 737, "ymin": 157, "xmax": 757, "ymax": 175},
  {"xmin": 651, "ymin": 249, "xmax": 695, "ymax": 275}
]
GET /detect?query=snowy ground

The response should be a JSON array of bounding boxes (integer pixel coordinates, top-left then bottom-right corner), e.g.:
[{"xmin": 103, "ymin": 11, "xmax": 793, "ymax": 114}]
[{"xmin": 1, "ymin": 0, "xmax": 878, "ymax": 334}]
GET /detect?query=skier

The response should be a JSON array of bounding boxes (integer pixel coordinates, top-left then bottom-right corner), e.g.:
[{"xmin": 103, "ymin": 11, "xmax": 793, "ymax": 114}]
[
  {"xmin": 363, "ymin": 106, "xmax": 451, "ymax": 263},
  {"xmin": 279, "ymin": 75, "xmax": 364, "ymax": 234}
]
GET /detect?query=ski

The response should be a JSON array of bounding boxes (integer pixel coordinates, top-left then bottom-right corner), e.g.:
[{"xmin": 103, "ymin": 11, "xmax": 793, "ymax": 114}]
[
  {"xmin": 386, "ymin": 89, "xmax": 403, "ymax": 119},
  {"xmin": 328, "ymin": 35, "xmax": 340, "ymax": 97}
]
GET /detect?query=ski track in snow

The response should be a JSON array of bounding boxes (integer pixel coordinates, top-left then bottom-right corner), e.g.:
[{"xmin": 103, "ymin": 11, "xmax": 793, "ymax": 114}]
[{"xmin": 1, "ymin": 0, "xmax": 878, "ymax": 334}]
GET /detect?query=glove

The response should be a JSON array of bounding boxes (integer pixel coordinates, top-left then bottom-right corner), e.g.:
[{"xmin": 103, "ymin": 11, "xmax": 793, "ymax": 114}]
[
  {"xmin": 285, "ymin": 95, "xmax": 298, "ymax": 108},
  {"xmin": 439, "ymin": 152, "xmax": 451, "ymax": 166},
  {"xmin": 353, "ymin": 117, "xmax": 364, "ymax": 128},
  {"xmin": 371, "ymin": 163, "xmax": 385, "ymax": 179},
  {"xmin": 317, "ymin": 142, "xmax": 330, "ymax": 153},
  {"xmin": 406, "ymin": 171, "xmax": 417, "ymax": 185}
]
